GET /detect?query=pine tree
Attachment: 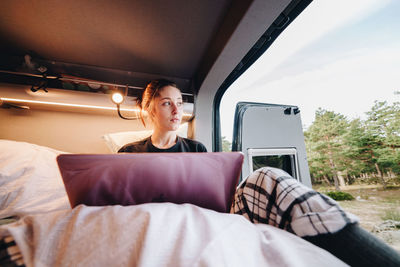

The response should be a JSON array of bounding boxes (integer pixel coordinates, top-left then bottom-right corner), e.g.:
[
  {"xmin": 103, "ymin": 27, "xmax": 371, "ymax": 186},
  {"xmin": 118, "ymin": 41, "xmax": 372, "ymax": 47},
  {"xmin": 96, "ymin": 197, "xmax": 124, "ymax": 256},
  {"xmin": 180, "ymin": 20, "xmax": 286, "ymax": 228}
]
[{"xmin": 305, "ymin": 108, "xmax": 349, "ymax": 191}]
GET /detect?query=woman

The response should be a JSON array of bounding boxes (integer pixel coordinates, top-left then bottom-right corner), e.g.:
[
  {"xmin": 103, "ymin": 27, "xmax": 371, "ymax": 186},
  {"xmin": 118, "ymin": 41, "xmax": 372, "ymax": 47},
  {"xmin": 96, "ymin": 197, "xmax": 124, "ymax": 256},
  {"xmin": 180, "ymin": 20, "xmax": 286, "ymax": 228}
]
[
  {"xmin": 118, "ymin": 79, "xmax": 206, "ymax": 153},
  {"xmin": 119, "ymin": 79, "xmax": 400, "ymax": 267}
]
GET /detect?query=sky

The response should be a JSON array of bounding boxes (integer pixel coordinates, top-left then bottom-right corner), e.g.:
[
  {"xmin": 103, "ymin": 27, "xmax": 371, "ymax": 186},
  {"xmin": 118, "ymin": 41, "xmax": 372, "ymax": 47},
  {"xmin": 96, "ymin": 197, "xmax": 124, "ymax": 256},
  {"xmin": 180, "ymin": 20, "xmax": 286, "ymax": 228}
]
[{"xmin": 220, "ymin": 0, "xmax": 400, "ymax": 141}]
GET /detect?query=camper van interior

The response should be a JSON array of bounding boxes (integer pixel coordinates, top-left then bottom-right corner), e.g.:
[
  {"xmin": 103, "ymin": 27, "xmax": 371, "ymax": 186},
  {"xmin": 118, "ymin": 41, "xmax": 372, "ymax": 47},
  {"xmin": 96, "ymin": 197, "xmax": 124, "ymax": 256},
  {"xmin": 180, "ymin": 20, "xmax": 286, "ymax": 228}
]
[{"xmin": 1, "ymin": 1, "xmax": 399, "ymax": 266}]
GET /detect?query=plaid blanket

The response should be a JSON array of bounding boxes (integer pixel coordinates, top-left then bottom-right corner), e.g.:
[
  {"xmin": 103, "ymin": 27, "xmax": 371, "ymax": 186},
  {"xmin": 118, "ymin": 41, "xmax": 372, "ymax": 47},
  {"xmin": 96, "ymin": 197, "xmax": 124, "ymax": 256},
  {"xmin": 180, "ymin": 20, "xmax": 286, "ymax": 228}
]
[
  {"xmin": 231, "ymin": 167, "xmax": 358, "ymax": 237},
  {"xmin": 0, "ymin": 236, "xmax": 24, "ymax": 267}
]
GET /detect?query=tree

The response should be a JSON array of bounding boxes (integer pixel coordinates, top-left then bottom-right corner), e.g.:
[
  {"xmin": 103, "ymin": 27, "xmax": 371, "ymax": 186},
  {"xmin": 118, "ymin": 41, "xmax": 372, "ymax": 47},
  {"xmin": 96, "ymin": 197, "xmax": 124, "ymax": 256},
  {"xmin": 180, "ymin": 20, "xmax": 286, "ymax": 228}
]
[
  {"xmin": 305, "ymin": 108, "xmax": 349, "ymax": 190},
  {"xmin": 342, "ymin": 119, "xmax": 372, "ymax": 177},
  {"xmin": 364, "ymin": 101, "xmax": 400, "ymax": 186},
  {"xmin": 305, "ymin": 100, "xmax": 400, "ymax": 189},
  {"xmin": 222, "ymin": 136, "xmax": 232, "ymax": 152}
]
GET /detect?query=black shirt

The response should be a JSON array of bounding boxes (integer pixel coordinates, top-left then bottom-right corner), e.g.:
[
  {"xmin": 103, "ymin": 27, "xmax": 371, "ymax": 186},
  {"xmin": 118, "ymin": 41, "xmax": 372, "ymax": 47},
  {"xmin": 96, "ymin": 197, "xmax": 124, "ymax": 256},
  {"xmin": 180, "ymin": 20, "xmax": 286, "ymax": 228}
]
[{"xmin": 118, "ymin": 136, "xmax": 207, "ymax": 153}]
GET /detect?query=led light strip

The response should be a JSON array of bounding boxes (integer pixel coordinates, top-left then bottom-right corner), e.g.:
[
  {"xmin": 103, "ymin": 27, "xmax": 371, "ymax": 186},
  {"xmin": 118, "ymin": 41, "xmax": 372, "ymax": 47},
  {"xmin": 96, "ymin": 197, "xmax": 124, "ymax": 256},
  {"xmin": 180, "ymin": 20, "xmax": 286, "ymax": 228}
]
[
  {"xmin": 0, "ymin": 97, "xmax": 137, "ymax": 112},
  {"xmin": 0, "ymin": 97, "xmax": 192, "ymax": 116}
]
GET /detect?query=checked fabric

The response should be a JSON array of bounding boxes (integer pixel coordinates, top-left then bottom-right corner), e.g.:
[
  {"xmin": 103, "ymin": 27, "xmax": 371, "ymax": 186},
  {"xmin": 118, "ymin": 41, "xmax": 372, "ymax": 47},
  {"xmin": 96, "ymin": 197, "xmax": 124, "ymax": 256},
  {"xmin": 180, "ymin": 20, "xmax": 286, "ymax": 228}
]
[{"xmin": 231, "ymin": 167, "xmax": 358, "ymax": 237}]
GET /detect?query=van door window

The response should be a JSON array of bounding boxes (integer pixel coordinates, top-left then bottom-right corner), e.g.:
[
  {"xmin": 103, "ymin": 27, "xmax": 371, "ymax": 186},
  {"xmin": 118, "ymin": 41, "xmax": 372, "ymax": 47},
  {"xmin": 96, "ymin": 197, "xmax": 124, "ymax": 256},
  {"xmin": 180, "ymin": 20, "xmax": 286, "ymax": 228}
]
[{"xmin": 248, "ymin": 148, "xmax": 299, "ymax": 180}]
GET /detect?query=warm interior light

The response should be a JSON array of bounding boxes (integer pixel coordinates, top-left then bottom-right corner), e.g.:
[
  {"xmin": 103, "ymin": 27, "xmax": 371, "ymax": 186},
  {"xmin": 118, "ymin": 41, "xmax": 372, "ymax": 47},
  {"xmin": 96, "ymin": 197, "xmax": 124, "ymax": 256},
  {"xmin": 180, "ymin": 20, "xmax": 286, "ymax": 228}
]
[
  {"xmin": 111, "ymin": 92, "xmax": 124, "ymax": 104},
  {"xmin": 0, "ymin": 97, "xmax": 136, "ymax": 112},
  {"xmin": 0, "ymin": 97, "xmax": 192, "ymax": 116}
]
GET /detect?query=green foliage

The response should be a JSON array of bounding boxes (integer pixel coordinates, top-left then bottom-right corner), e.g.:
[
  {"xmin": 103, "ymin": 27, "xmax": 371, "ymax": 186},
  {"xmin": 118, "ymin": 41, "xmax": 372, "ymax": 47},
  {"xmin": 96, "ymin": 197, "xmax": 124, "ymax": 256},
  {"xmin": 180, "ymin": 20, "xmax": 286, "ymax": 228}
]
[
  {"xmin": 384, "ymin": 185, "xmax": 400, "ymax": 190},
  {"xmin": 305, "ymin": 108, "xmax": 350, "ymax": 190},
  {"xmin": 305, "ymin": 100, "xmax": 400, "ymax": 187},
  {"xmin": 326, "ymin": 191, "xmax": 354, "ymax": 201},
  {"xmin": 364, "ymin": 101, "xmax": 400, "ymax": 174},
  {"xmin": 221, "ymin": 136, "xmax": 232, "ymax": 152},
  {"xmin": 381, "ymin": 209, "xmax": 400, "ymax": 222}
]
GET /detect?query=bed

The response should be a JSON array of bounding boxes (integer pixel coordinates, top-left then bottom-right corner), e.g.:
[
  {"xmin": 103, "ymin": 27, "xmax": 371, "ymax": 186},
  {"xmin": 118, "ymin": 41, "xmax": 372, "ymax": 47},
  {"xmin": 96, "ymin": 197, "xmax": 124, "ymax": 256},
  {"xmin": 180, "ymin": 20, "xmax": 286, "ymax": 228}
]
[{"xmin": 0, "ymin": 139, "xmax": 347, "ymax": 266}]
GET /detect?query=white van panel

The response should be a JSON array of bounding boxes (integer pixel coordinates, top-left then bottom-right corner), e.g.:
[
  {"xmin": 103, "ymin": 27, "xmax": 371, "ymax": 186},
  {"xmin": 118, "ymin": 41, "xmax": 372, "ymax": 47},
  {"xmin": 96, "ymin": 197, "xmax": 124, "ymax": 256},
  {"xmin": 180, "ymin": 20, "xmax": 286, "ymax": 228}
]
[{"xmin": 235, "ymin": 103, "xmax": 312, "ymax": 187}]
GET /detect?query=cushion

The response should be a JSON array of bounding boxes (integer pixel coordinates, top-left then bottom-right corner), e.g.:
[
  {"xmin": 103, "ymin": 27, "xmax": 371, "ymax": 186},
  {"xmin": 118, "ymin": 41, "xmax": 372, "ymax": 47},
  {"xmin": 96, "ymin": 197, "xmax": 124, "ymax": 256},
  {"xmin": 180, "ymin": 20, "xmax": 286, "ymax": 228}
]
[
  {"xmin": 0, "ymin": 140, "xmax": 70, "ymax": 219},
  {"xmin": 57, "ymin": 152, "xmax": 244, "ymax": 213},
  {"xmin": 102, "ymin": 122, "xmax": 188, "ymax": 153}
]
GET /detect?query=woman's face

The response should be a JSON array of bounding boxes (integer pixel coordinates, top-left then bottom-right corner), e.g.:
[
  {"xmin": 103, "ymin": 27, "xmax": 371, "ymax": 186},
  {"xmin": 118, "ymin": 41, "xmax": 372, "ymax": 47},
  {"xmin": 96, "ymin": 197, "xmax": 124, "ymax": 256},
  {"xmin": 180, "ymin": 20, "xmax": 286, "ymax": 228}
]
[{"xmin": 150, "ymin": 85, "xmax": 183, "ymax": 133}]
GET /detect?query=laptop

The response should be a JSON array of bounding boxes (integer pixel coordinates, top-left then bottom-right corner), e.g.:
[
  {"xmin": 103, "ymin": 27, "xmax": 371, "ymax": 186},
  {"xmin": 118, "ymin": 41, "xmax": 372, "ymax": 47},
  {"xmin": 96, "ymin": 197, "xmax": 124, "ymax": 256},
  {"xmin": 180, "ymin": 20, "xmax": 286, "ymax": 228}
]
[{"xmin": 57, "ymin": 152, "xmax": 243, "ymax": 213}]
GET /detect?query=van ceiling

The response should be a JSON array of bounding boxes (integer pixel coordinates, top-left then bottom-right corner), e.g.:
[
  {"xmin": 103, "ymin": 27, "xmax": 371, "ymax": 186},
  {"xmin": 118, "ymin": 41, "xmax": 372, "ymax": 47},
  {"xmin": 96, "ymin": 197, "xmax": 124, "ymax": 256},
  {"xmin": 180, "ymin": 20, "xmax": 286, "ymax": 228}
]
[
  {"xmin": 0, "ymin": 0, "xmax": 240, "ymax": 93},
  {"xmin": 0, "ymin": 0, "xmax": 304, "ymax": 96}
]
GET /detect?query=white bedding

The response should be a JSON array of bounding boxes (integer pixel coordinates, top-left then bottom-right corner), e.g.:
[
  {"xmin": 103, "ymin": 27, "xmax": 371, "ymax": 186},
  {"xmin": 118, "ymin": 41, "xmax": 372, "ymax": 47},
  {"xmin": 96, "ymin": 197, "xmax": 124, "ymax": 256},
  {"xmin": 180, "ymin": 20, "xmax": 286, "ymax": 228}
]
[
  {"xmin": 0, "ymin": 140, "xmax": 70, "ymax": 218},
  {"xmin": 1, "ymin": 203, "xmax": 347, "ymax": 267},
  {"xmin": 0, "ymin": 140, "xmax": 347, "ymax": 266}
]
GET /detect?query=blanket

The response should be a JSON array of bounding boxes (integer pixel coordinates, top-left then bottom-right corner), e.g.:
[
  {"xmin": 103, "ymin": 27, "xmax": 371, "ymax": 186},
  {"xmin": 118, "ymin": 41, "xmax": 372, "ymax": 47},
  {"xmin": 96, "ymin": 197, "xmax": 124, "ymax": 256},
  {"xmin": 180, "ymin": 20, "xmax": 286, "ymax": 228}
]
[{"xmin": 0, "ymin": 203, "xmax": 347, "ymax": 267}]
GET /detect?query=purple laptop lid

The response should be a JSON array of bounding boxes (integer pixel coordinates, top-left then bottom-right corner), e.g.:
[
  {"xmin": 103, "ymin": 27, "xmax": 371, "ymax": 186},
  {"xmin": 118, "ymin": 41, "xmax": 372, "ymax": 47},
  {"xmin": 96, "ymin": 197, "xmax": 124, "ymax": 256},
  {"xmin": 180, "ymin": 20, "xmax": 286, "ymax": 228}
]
[{"xmin": 57, "ymin": 152, "xmax": 243, "ymax": 213}]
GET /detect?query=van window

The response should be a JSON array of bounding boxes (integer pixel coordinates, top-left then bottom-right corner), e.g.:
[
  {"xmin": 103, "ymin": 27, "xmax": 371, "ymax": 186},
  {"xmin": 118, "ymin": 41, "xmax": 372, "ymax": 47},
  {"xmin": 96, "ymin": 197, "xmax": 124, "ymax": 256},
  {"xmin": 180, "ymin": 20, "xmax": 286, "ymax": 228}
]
[
  {"xmin": 248, "ymin": 148, "xmax": 299, "ymax": 180},
  {"xmin": 221, "ymin": 0, "xmax": 398, "ymax": 148}
]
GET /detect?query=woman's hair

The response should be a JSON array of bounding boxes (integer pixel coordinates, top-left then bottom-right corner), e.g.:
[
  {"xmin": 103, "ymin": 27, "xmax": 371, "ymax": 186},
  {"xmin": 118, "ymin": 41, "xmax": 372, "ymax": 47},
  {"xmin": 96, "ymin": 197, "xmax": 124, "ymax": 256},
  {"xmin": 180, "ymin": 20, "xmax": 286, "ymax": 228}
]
[{"xmin": 138, "ymin": 79, "xmax": 179, "ymax": 127}]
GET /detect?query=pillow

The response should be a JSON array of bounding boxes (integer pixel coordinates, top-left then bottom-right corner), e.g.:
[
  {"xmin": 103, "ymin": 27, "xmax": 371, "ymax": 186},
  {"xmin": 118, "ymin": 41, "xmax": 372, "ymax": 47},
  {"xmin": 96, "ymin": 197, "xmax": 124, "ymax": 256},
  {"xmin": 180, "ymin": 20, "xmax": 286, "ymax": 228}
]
[
  {"xmin": 102, "ymin": 122, "xmax": 188, "ymax": 153},
  {"xmin": 0, "ymin": 140, "xmax": 70, "ymax": 219},
  {"xmin": 57, "ymin": 152, "xmax": 244, "ymax": 213}
]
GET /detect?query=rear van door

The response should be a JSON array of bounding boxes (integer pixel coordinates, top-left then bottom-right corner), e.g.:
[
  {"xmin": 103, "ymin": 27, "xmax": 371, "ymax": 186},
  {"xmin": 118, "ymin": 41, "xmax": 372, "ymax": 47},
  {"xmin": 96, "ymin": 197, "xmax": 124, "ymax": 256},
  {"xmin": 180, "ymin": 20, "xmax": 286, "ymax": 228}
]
[{"xmin": 232, "ymin": 102, "xmax": 312, "ymax": 187}]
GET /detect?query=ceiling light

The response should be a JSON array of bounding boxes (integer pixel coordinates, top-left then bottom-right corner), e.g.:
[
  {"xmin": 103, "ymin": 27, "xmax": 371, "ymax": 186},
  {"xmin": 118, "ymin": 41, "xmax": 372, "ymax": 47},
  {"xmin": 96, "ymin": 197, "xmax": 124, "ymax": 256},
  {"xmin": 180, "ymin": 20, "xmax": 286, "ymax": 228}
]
[{"xmin": 111, "ymin": 92, "xmax": 124, "ymax": 104}]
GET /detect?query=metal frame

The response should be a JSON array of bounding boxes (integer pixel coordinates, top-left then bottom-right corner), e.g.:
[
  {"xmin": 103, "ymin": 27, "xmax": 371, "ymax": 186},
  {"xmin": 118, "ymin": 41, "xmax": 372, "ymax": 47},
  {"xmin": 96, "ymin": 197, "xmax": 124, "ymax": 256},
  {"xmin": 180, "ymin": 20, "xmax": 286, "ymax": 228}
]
[{"xmin": 247, "ymin": 147, "xmax": 300, "ymax": 180}]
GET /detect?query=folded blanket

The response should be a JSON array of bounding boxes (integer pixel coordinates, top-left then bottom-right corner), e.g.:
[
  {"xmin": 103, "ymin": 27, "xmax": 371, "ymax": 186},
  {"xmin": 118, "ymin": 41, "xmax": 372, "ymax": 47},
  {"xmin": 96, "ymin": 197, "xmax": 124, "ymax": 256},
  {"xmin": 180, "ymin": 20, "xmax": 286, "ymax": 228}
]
[
  {"xmin": 0, "ymin": 203, "xmax": 347, "ymax": 267},
  {"xmin": 232, "ymin": 167, "xmax": 358, "ymax": 237}
]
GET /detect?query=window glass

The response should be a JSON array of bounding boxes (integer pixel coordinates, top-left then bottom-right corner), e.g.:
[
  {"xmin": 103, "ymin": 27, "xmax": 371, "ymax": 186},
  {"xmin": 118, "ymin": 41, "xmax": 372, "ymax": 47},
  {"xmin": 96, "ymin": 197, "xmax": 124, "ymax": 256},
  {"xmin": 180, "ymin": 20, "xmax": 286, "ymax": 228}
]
[
  {"xmin": 252, "ymin": 155, "xmax": 296, "ymax": 178},
  {"xmin": 221, "ymin": 0, "xmax": 399, "ymax": 145}
]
